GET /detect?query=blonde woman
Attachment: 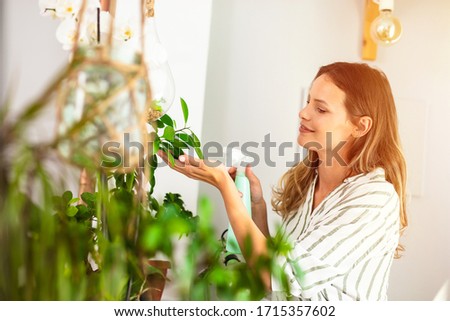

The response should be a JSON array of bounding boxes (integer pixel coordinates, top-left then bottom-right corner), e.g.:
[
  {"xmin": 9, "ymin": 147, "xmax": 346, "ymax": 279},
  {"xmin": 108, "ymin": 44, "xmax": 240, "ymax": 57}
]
[{"xmin": 159, "ymin": 62, "xmax": 407, "ymax": 300}]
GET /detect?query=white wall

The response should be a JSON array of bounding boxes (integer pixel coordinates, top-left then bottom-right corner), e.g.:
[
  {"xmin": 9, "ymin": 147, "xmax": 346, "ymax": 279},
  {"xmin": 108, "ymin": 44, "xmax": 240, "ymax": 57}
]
[
  {"xmin": 0, "ymin": 0, "xmax": 82, "ymax": 190},
  {"xmin": 201, "ymin": 0, "xmax": 450, "ymax": 300},
  {"xmin": 1, "ymin": 1, "xmax": 67, "ymax": 114}
]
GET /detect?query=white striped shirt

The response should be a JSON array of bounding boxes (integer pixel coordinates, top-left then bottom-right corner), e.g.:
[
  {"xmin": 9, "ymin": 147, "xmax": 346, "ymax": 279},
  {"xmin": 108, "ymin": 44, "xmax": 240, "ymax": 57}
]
[{"xmin": 271, "ymin": 168, "xmax": 400, "ymax": 300}]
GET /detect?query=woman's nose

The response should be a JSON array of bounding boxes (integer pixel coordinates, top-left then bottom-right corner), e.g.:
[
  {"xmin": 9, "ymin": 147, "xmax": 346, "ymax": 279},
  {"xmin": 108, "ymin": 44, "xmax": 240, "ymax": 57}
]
[{"xmin": 299, "ymin": 104, "xmax": 309, "ymax": 120}]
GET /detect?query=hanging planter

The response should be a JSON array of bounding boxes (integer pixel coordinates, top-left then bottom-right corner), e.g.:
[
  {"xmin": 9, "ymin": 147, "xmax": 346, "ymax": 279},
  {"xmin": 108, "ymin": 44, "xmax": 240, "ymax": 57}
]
[
  {"xmin": 55, "ymin": 45, "xmax": 151, "ymax": 172},
  {"xmin": 43, "ymin": 0, "xmax": 163, "ymax": 173},
  {"xmin": 143, "ymin": 0, "xmax": 176, "ymax": 118}
]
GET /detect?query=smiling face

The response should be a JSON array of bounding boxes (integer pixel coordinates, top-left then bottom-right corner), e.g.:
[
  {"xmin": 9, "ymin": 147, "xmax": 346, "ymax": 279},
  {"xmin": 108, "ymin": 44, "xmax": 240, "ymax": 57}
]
[{"xmin": 298, "ymin": 74, "xmax": 357, "ymax": 161}]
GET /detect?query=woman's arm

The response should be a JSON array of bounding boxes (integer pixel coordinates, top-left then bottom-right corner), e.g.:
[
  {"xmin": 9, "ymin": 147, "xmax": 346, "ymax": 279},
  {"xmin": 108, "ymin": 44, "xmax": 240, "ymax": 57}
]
[
  {"xmin": 217, "ymin": 174, "xmax": 271, "ymax": 289},
  {"xmin": 251, "ymin": 198, "xmax": 270, "ymax": 238},
  {"xmin": 158, "ymin": 152, "xmax": 271, "ymax": 289}
]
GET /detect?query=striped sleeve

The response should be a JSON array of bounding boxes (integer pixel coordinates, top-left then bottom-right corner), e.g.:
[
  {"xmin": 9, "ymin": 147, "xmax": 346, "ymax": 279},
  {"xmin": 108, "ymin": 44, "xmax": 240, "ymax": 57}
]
[{"xmin": 272, "ymin": 181, "xmax": 400, "ymax": 299}]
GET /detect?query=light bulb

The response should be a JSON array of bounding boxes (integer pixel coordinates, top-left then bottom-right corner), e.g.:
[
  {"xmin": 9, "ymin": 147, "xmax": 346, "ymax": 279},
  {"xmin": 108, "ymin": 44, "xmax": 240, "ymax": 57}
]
[
  {"xmin": 370, "ymin": 0, "xmax": 402, "ymax": 46},
  {"xmin": 144, "ymin": 15, "xmax": 175, "ymax": 118}
]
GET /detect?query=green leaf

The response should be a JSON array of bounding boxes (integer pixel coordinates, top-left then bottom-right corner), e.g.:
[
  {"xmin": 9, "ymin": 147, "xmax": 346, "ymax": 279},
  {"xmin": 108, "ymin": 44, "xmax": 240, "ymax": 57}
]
[
  {"xmin": 52, "ymin": 198, "xmax": 65, "ymax": 213},
  {"xmin": 160, "ymin": 142, "xmax": 174, "ymax": 154},
  {"xmin": 152, "ymin": 136, "xmax": 161, "ymax": 155},
  {"xmin": 66, "ymin": 206, "xmax": 78, "ymax": 217},
  {"xmin": 172, "ymin": 140, "xmax": 189, "ymax": 149},
  {"xmin": 176, "ymin": 133, "xmax": 190, "ymax": 142},
  {"xmin": 164, "ymin": 192, "xmax": 184, "ymax": 208},
  {"xmin": 142, "ymin": 225, "xmax": 163, "ymax": 252},
  {"xmin": 68, "ymin": 198, "xmax": 80, "ymax": 205},
  {"xmin": 167, "ymin": 217, "xmax": 191, "ymax": 236},
  {"xmin": 149, "ymin": 173, "xmax": 156, "ymax": 195},
  {"xmin": 163, "ymin": 126, "xmax": 175, "ymax": 141},
  {"xmin": 114, "ymin": 173, "xmax": 125, "ymax": 188},
  {"xmin": 172, "ymin": 149, "xmax": 183, "ymax": 159},
  {"xmin": 167, "ymin": 151, "xmax": 175, "ymax": 167},
  {"xmin": 125, "ymin": 172, "xmax": 136, "ymax": 192},
  {"xmin": 197, "ymin": 196, "xmax": 214, "ymax": 221},
  {"xmin": 149, "ymin": 154, "xmax": 158, "ymax": 169},
  {"xmin": 75, "ymin": 204, "xmax": 90, "ymax": 220},
  {"xmin": 161, "ymin": 202, "xmax": 180, "ymax": 220},
  {"xmin": 187, "ymin": 133, "xmax": 201, "ymax": 148},
  {"xmin": 195, "ymin": 147, "xmax": 204, "ymax": 159},
  {"xmin": 156, "ymin": 119, "xmax": 165, "ymax": 128},
  {"xmin": 81, "ymin": 192, "xmax": 96, "ymax": 208},
  {"xmin": 180, "ymin": 97, "xmax": 189, "ymax": 124},
  {"xmin": 159, "ymin": 114, "xmax": 173, "ymax": 127},
  {"xmin": 149, "ymin": 197, "xmax": 160, "ymax": 212},
  {"xmin": 191, "ymin": 132, "xmax": 202, "ymax": 147},
  {"xmin": 62, "ymin": 191, "xmax": 73, "ymax": 204}
]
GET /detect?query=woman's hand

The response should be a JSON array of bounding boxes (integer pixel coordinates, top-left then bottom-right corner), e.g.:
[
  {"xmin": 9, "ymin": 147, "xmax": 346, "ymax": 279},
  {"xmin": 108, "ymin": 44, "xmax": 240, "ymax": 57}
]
[
  {"xmin": 229, "ymin": 165, "xmax": 269, "ymax": 237},
  {"xmin": 157, "ymin": 151, "xmax": 230, "ymax": 190},
  {"xmin": 228, "ymin": 165, "xmax": 264, "ymax": 205}
]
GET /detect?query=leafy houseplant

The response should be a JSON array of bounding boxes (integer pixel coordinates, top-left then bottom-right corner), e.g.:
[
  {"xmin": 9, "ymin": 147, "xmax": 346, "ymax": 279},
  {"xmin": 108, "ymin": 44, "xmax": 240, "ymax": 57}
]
[
  {"xmin": 0, "ymin": 83, "xmax": 203, "ymax": 300},
  {"xmin": 0, "ymin": 86, "xmax": 292, "ymax": 300},
  {"xmin": 48, "ymin": 92, "xmax": 203, "ymax": 300}
]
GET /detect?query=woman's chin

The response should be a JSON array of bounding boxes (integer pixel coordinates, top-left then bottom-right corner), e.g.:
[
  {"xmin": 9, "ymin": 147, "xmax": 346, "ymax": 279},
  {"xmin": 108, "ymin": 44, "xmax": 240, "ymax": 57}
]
[{"xmin": 298, "ymin": 136, "xmax": 320, "ymax": 152}]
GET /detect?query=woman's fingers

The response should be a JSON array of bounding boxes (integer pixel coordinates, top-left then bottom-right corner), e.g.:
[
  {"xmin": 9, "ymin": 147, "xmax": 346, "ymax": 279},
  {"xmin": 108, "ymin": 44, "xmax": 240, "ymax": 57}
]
[
  {"xmin": 228, "ymin": 166, "xmax": 237, "ymax": 180},
  {"xmin": 245, "ymin": 165, "xmax": 264, "ymax": 203},
  {"xmin": 157, "ymin": 151, "xmax": 228, "ymax": 188},
  {"xmin": 158, "ymin": 151, "xmax": 206, "ymax": 177},
  {"xmin": 178, "ymin": 153, "xmax": 202, "ymax": 167},
  {"xmin": 245, "ymin": 165, "xmax": 259, "ymax": 184}
]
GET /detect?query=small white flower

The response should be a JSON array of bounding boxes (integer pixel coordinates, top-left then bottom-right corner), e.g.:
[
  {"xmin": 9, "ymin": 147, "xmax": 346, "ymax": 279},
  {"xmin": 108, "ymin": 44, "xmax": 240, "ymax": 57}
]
[
  {"xmin": 113, "ymin": 19, "xmax": 136, "ymax": 42},
  {"xmin": 56, "ymin": 17, "xmax": 88, "ymax": 50},
  {"xmin": 55, "ymin": 0, "xmax": 82, "ymax": 19}
]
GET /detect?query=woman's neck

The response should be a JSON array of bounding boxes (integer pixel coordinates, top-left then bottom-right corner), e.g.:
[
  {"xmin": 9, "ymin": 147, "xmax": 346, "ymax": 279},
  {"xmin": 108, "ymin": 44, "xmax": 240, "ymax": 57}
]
[
  {"xmin": 311, "ymin": 163, "xmax": 352, "ymax": 212},
  {"xmin": 315, "ymin": 142, "xmax": 353, "ymax": 194},
  {"xmin": 315, "ymin": 145, "xmax": 354, "ymax": 196},
  {"xmin": 316, "ymin": 165, "xmax": 350, "ymax": 194}
]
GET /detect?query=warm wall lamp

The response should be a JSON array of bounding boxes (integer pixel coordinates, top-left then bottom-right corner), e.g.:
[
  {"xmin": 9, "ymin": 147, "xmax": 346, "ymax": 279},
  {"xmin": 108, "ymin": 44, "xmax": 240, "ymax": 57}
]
[{"xmin": 362, "ymin": 0, "xmax": 403, "ymax": 61}]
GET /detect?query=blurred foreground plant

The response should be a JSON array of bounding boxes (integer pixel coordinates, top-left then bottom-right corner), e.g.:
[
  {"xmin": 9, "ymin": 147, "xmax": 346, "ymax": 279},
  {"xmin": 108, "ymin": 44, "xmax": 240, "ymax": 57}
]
[{"xmin": 0, "ymin": 88, "xmax": 293, "ymax": 300}]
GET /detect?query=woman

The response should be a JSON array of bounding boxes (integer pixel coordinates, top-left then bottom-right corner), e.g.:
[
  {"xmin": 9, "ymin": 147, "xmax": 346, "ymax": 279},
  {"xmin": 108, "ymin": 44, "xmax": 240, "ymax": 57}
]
[{"xmin": 159, "ymin": 62, "xmax": 407, "ymax": 300}]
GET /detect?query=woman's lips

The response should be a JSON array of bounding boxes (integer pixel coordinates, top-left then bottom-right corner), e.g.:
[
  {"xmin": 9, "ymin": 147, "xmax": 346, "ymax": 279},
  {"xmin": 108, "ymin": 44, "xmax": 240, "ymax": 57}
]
[{"xmin": 299, "ymin": 124, "xmax": 314, "ymax": 133}]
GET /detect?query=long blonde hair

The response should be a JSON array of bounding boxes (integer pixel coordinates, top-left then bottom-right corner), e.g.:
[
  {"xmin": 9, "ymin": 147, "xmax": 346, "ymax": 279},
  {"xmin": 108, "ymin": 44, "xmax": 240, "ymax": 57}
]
[{"xmin": 272, "ymin": 62, "xmax": 407, "ymax": 257}]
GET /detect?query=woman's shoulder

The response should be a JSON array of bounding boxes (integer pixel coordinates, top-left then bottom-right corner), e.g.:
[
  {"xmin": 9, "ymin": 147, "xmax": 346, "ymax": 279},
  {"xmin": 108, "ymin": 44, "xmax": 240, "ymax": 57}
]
[
  {"xmin": 337, "ymin": 167, "xmax": 398, "ymax": 205},
  {"xmin": 346, "ymin": 167, "xmax": 394, "ymax": 189}
]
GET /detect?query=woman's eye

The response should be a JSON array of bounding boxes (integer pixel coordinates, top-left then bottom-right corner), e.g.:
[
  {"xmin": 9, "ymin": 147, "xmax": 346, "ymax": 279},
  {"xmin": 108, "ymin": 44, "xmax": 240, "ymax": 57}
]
[{"xmin": 317, "ymin": 107, "xmax": 326, "ymax": 113}]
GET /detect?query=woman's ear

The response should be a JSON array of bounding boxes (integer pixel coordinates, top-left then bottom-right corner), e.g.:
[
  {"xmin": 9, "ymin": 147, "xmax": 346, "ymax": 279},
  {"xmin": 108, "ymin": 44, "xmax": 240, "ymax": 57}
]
[{"xmin": 353, "ymin": 116, "xmax": 373, "ymax": 138}]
